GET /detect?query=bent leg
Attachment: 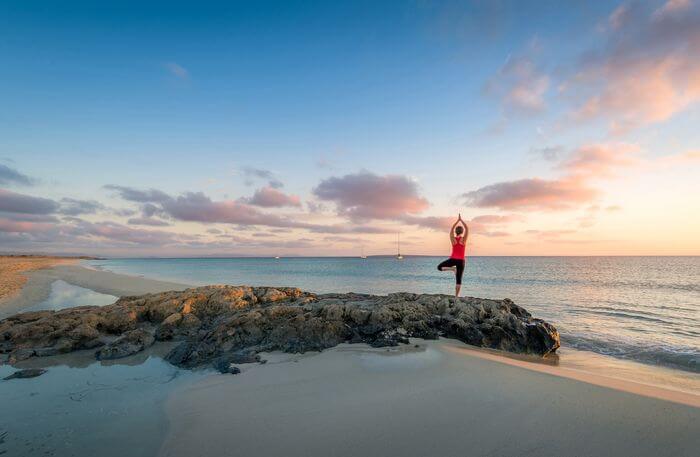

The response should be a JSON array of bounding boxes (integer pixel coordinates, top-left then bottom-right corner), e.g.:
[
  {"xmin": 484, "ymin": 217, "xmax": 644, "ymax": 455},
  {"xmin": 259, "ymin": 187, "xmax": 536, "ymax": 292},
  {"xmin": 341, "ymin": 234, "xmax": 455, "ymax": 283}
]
[{"xmin": 437, "ymin": 259, "xmax": 455, "ymax": 272}]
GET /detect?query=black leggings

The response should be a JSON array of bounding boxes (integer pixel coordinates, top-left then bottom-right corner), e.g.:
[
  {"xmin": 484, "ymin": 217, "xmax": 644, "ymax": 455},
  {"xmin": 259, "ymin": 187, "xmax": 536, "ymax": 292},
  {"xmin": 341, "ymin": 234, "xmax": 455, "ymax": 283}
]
[{"xmin": 437, "ymin": 258, "xmax": 465, "ymax": 285}]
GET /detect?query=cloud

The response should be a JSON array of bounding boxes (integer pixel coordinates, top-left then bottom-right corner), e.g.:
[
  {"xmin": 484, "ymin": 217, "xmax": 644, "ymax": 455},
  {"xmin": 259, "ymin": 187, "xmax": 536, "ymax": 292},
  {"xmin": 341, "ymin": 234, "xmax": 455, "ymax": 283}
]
[
  {"xmin": 304, "ymin": 224, "xmax": 395, "ymax": 234},
  {"xmin": 530, "ymin": 146, "xmax": 564, "ymax": 162},
  {"xmin": 0, "ymin": 164, "xmax": 34, "ymax": 186},
  {"xmin": 242, "ymin": 186, "xmax": 301, "ymax": 208},
  {"xmin": 0, "ymin": 189, "xmax": 59, "ymax": 214},
  {"xmin": 78, "ymin": 220, "xmax": 182, "ymax": 245},
  {"xmin": 0, "ymin": 218, "xmax": 55, "ymax": 234},
  {"xmin": 59, "ymin": 198, "xmax": 105, "ymax": 216},
  {"xmin": 558, "ymin": 143, "xmax": 640, "ymax": 176},
  {"xmin": 654, "ymin": 0, "xmax": 693, "ymax": 18},
  {"xmin": 479, "ymin": 231, "xmax": 510, "ymax": 237},
  {"xmin": 462, "ymin": 177, "xmax": 598, "ymax": 211},
  {"xmin": 526, "ymin": 229, "xmax": 577, "ymax": 238},
  {"xmin": 241, "ymin": 167, "xmax": 283, "ymax": 188},
  {"xmin": 106, "ymin": 185, "xmax": 397, "ymax": 235},
  {"xmin": 127, "ymin": 217, "xmax": 171, "ymax": 227},
  {"xmin": 486, "ymin": 52, "xmax": 549, "ymax": 114},
  {"xmin": 463, "ymin": 142, "xmax": 642, "ymax": 211},
  {"xmin": 399, "ymin": 215, "xmax": 452, "ymax": 231},
  {"xmin": 568, "ymin": 0, "xmax": 700, "ymax": 133},
  {"xmin": 164, "ymin": 62, "xmax": 189, "ymax": 79},
  {"xmin": 104, "ymin": 185, "xmax": 172, "ymax": 203},
  {"xmin": 470, "ymin": 214, "xmax": 525, "ymax": 225},
  {"xmin": 313, "ymin": 171, "xmax": 429, "ymax": 220}
]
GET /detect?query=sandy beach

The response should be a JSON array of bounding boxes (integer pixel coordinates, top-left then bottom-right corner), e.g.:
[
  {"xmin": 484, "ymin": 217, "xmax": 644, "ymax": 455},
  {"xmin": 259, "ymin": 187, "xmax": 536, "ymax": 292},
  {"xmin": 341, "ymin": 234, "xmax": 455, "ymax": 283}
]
[
  {"xmin": 0, "ymin": 256, "xmax": 78, "ymax": 302},
  {"xmin": 161, "ymin": 339, "xmax": 700, "ymax": 457}
]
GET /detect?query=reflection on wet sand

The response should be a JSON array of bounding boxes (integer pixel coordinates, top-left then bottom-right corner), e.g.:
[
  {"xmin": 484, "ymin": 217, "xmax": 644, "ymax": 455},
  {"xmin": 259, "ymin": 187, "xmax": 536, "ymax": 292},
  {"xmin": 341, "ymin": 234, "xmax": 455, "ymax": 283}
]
[{"xmin": 0, "ymin": 345, "xmax": 206, "ymax": 457}]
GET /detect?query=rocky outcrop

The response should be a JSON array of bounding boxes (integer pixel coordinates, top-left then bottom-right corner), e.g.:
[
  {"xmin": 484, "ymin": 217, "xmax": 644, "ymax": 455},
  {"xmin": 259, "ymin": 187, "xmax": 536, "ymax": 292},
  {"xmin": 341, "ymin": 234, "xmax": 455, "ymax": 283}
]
[{"xmin": 0, "ymin": 286, "xmax": 560, "ymax": 370}]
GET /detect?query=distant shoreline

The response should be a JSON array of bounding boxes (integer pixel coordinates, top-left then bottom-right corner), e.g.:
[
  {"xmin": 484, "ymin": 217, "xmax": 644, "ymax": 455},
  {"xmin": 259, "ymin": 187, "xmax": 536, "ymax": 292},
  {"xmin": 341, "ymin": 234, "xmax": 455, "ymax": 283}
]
[{"xmin": 0, "ymin": 255, "xmax": 81, "ymax": 305}]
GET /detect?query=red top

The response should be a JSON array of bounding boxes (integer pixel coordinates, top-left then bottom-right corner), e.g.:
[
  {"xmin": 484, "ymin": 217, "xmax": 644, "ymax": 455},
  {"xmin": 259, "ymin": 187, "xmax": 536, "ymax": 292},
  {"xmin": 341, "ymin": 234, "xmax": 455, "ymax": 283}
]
[{"xmin": 450, "ymin": 236, "xmax": 466, "ymax": 259}]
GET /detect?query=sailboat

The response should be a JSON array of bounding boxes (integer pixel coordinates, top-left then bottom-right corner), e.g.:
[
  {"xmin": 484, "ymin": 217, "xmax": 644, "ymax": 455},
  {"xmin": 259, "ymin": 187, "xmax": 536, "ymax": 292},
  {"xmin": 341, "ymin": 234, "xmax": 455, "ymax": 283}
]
[
  {"xmin": 396, "ymin": 233, "xmax": 403, "ymax": 260},
  {"xmin": 360, "ymin": 246, "xmax": 367, "ymax": 259}
]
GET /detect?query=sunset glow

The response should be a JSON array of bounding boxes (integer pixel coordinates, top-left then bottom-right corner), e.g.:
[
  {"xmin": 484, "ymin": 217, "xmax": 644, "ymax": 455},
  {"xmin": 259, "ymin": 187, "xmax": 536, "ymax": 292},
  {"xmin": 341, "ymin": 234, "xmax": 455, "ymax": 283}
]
[{"xmin": 1, "ymin": 0, "xmax": 699, "ymax": 256}]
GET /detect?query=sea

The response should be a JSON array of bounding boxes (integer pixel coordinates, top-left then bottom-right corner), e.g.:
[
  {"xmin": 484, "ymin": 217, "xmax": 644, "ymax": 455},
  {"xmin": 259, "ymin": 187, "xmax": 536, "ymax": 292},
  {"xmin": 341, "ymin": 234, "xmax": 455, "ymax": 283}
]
[{"xmin": 86, "ymin": 256, "xmax": 700, "ymax": 374}]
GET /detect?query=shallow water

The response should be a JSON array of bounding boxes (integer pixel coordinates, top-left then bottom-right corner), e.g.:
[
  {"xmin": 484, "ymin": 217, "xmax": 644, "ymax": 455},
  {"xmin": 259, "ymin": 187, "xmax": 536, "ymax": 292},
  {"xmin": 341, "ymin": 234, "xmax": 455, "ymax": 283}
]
[
  {"xmin": 0, "ymin": 352, "xmax": 205, "ymax": 457},
  {"xmin": 88, "ymin": 256, "xmax": 700, "ymax": 373},
  {"xmin": 22, "ymin": 280, "xmax": 117, "ymax": 313}
]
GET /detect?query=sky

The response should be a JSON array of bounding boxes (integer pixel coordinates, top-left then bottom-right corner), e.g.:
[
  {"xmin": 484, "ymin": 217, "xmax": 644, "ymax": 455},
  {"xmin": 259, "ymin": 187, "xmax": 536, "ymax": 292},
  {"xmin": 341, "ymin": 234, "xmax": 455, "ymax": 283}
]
[{"xmin": 1, "ymin": 0, "xmax": 699, "ymax": 257}]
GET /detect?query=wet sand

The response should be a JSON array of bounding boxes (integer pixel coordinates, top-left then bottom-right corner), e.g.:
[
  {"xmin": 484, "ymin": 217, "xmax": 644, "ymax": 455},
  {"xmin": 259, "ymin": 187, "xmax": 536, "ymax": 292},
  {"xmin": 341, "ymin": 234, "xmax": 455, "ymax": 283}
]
[
  {"xmin": 161, "ymin": 339, "xmax": 700, "ymax": 457},
  {"xmin": 0, "ymin": 263, "xmax": 190, "ymax": 318}
]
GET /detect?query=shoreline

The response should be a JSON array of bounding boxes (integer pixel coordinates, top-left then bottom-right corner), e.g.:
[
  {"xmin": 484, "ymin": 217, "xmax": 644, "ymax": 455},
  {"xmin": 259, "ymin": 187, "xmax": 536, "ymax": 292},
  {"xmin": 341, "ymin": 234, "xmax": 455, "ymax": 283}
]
[
  {"xmin": 0, "ymin": 262, "xmax": 190, "ymax": 319},
  {"xmin": 2, "ymin": 262, "xmax": 698, "ymax": 395}
]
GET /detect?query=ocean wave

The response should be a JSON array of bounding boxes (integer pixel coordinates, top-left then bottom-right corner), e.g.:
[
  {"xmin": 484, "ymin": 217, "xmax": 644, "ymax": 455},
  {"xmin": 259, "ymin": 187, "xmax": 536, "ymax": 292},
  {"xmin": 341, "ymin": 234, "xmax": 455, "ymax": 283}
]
[{"xmin": 561, "ymin": 335, "xmax": 700, "ymax": 373}]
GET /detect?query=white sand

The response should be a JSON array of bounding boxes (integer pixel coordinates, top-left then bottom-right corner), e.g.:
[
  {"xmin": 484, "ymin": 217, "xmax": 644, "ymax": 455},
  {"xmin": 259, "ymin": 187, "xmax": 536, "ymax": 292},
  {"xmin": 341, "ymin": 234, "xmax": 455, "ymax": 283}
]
[{"xmin": 160, "ymin": 339, "xmax": 700, "ymax": 457}]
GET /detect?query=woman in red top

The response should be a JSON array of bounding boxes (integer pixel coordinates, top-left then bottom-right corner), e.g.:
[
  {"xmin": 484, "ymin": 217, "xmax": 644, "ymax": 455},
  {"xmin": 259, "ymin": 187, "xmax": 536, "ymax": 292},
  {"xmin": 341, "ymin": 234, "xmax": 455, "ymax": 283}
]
[{"xmin": 437, "ymin": 214, "xmax": 468, "ymax": 298}]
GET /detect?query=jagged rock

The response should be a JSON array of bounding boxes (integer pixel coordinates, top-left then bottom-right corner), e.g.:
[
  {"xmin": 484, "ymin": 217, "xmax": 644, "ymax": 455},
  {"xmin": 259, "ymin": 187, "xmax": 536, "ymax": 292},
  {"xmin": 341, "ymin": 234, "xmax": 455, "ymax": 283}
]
[
  {"xmin": 3, "ymin": 368, "xmax": 47, "ymax": 380},
  {"xmin": 95, "ymin": 328, "xmax": 155, "ymax": 360},
  {"xmin": 0, "ymin": 285, "xmax": 560, "ymax": 368},
  {"xmin": 214, "ymin": 362, "xmax": 241, "ymax": 375}
]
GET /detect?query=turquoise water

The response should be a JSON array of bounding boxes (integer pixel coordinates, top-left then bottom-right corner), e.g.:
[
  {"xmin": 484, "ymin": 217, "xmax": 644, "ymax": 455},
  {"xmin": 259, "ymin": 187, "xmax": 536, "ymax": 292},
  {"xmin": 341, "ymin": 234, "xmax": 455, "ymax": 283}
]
[{"xmin": 88, "ymin": 256, "xmax": 700, "ymax": 373}]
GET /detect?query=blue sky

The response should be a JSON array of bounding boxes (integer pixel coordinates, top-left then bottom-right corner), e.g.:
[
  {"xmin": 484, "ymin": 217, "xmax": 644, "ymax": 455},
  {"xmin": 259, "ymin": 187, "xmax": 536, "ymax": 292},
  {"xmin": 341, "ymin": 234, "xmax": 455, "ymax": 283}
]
[{"xmin": 1, "ymin": 1, "xmax": 699, "ymax": 256}]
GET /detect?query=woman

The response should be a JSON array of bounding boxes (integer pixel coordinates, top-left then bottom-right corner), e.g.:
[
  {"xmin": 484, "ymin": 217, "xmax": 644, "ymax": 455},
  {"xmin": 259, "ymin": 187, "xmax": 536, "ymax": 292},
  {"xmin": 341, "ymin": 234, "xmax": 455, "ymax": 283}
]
[{"xmin": 437, "ymin": 214, "xmax": 468, "ymax": 298}]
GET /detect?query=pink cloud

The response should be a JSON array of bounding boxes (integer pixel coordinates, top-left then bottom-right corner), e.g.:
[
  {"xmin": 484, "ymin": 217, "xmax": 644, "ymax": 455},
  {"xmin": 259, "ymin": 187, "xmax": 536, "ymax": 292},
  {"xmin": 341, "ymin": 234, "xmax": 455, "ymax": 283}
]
[
  {"xmin": 559, "ymin": 143, "xmax": 640, "ymax": 176},
  {"xmin": 313, "ymin": 171, "xmax": 429, "ymax": 220},
  {"xmin": 106, "ymin": 185, "xmax": 393, "ymax": 234},
  {"xmin": 242, "ymin": 186, "xmax": 301, "ymax": 208},
  {"xmin": 569, "ymin": 0, "xmax": 700, "ymax": 133},
  {"xmin": 486, "ymin": 53, "xmax": 549, "ymax": 114},
  {"xmin": 462, "ymin": 177, "xmax": 598, "ymax": 211},
  {"xmin": 470, "ymin": 214, "xmax": 525, "ymax": 224},
  {"xmin": 0, "ymin": 218, "xmax": 54, "ymax": 234},
  {"xmin": 463, "ymin": 142, "xmax": 645, "ymax": 211}
]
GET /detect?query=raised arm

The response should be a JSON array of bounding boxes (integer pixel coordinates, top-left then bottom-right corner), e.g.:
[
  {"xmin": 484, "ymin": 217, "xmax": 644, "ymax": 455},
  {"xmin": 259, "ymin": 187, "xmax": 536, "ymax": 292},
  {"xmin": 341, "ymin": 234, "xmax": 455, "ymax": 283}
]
[
  {"xmin": 450, "ymin": 217, "xmax": 459, "ymax": 245},
  {"xmin": 457, "ymin": 214, "xmax": 468, "ymax": 244}
]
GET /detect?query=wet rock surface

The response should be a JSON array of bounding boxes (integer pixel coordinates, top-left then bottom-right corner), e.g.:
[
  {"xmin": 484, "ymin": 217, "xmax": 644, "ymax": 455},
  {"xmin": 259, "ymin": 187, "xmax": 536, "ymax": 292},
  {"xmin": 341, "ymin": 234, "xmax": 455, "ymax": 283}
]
[
  {"xmin": 3, "ymin": 368, "xmax": 47, "ymax": 380},
  {"xmin": 0, "ymin": 285, "xmax": 560, "ymax": 370}
]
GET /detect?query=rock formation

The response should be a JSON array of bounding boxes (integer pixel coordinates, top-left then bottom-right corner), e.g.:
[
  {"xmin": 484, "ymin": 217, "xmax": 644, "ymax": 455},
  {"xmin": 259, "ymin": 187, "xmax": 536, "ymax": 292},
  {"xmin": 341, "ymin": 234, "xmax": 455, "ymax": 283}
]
[{"xmin": 0, "ymin": 286, "xmax": 560, "ymax": 370}]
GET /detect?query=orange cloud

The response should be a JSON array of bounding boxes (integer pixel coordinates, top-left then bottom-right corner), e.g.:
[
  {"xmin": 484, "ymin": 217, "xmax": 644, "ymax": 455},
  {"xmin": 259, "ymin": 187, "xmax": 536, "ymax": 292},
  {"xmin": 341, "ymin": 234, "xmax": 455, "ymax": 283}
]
[
  {"xmin": 559, "ymin": 143, "xmax": 640, "ymax": 177},
  {"xmin": 569, "ymin": 0, "xmax": 700, "ymax": 133},
  {"xmin": 463, "ymin": 142, "xmax": 641, "ymax": 211}
]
